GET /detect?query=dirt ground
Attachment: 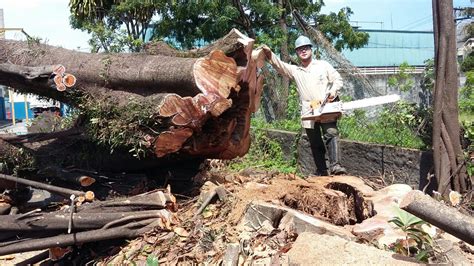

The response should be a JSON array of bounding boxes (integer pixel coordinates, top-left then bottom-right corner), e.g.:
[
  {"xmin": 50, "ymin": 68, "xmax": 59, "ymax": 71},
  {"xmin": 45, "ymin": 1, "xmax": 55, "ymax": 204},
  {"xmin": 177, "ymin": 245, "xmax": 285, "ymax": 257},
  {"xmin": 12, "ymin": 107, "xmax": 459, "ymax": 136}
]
[{"xmin": 1, "ymin": 165, "xmax": 472, "ymax": 265}]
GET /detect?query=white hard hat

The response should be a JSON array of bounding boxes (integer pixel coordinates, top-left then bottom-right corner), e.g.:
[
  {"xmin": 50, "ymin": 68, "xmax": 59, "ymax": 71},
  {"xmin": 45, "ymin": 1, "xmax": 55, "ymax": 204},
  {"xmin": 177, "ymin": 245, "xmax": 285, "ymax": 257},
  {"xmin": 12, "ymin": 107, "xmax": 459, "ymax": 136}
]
[{"xmin": 295, "ymin": 36, "xmax": 312, "ymax": 49}]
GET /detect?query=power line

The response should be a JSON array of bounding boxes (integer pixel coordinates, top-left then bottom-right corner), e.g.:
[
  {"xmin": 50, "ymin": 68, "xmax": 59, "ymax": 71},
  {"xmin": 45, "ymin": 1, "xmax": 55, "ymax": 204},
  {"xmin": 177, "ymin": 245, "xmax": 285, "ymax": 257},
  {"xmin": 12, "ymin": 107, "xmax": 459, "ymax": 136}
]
[{"xmin": 399, "ymin": 15, "xmax": 432, "ymax": 30}]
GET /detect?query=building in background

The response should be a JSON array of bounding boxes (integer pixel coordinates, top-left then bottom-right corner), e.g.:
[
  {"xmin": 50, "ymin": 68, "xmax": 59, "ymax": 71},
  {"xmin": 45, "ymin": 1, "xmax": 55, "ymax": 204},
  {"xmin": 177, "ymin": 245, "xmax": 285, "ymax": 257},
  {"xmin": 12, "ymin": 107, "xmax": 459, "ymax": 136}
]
[
  {"xmin": 0, "ymin": 8, "xmax": 60, "ymax": 122},
  {"xmin": 342, "ymin": 29, "xmax": 434, "ymax": 68}
]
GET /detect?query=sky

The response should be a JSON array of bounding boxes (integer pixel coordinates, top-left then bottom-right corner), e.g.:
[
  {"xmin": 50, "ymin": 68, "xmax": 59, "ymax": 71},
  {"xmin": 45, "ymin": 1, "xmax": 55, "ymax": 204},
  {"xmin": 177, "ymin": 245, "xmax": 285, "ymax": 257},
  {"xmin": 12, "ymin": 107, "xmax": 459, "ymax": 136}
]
[
  {"xmin": 0, "ymin": 0, "xmax": 472, "ymax": 51},
  {"xmin": 322, "ymin": 0, "xmax": 473, "ymax": 31}
]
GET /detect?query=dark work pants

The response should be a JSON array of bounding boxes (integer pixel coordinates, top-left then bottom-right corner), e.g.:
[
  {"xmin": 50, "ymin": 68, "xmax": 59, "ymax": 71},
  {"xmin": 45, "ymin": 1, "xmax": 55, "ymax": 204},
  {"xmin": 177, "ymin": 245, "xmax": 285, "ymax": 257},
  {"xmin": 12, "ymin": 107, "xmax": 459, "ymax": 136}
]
[{"xmin": 305, "ymin": 121, "xmax": 339, "ymax": 173}]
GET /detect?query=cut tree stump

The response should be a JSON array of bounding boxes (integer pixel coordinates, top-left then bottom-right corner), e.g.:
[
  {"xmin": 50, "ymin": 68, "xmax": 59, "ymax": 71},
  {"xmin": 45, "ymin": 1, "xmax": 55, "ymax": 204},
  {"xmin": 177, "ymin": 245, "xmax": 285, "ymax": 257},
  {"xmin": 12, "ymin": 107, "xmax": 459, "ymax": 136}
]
[{"xmin": 282, "ymin": 182, "xmax": 375, "ymax": 226}]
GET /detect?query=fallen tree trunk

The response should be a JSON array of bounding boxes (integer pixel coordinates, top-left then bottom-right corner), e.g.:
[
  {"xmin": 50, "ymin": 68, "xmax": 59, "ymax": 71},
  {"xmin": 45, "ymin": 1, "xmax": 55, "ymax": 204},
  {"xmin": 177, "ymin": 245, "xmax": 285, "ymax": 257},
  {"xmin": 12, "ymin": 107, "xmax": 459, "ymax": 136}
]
[
  {"xmin": 0, "ymin": 189, "xmax": 176, "ymax": 243},
  {"xmin": 0, "ymin": 218, "xmax": 158, "ymax": 256},
  {"xmin": 0, "ymin": 29, "xmax": 265, "ymax": 165},
  {"xmin": 400, "ymin": 190, "xmax": 474, "ymax": 245},
  {"xmin": 0, "ymin": 209, "xmax": 172, "ymax": 232}
]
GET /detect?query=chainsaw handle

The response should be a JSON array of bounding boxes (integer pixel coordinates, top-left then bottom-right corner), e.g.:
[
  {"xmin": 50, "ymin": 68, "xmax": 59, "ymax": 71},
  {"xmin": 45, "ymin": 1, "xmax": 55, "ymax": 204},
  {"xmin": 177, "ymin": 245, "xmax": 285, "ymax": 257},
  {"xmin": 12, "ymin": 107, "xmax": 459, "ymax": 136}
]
[{"xmin": 318, "ymin": 93, "xmax": 331, "ymax": 113}]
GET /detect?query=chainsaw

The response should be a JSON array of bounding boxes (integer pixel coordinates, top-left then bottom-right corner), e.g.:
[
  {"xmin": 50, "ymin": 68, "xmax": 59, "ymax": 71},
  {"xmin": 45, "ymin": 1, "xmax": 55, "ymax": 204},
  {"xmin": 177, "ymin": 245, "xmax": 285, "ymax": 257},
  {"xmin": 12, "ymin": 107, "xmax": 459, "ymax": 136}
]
[{"xmin": 301, "ymin": 94, "xmax": 401, "ymax": 122}]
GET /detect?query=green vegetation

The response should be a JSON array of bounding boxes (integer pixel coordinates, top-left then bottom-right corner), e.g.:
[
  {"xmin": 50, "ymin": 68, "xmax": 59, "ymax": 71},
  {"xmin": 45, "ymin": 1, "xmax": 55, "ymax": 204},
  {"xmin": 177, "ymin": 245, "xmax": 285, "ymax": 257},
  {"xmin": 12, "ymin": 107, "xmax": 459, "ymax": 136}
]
[
  {"xmin": 70, "ymin": 0, "xmax": 156, "ymax": 52},
  {"xmin": 227, "ymin": 118, "xmax": 298, "ymax": 174},
  {"xmin": 460, "ymin": 70, "xmax": 474, "ymax": 116},
  {"xmin": 389, "ymin": 208, "xmax": 434, "ymax": 262},
  {"xmin": 70, "ymin": 1, "xmax": 368, "ymax": 54},
  {"xmin": 146, "ymin": 254, "xmax": 159, "ymax": 266},
  {"xmin": 339, "ymin": 105, "xmax": 427, "ymax": 150},
  {"xmin": 388, "ymin": 62, "xmax": 416, "ymax": 93},
  {"xmin": 461, "ymin": 52, "xmax": 474, "ymax": 73},
  {"xmin": 81, "ymin": 96, "xmax": 162, "ymax": 158},
  {"xmin": 459, "ymin": 33, "xmax": 474, "ymax": 180}
]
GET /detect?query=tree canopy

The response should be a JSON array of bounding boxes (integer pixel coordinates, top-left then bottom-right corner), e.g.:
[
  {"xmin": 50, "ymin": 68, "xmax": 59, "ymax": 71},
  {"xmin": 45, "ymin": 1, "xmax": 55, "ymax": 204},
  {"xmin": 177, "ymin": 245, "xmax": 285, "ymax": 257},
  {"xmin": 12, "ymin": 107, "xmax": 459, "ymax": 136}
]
[{"xmin": 69, "ymin": 0, "xmax": 369, "ymax": 54}]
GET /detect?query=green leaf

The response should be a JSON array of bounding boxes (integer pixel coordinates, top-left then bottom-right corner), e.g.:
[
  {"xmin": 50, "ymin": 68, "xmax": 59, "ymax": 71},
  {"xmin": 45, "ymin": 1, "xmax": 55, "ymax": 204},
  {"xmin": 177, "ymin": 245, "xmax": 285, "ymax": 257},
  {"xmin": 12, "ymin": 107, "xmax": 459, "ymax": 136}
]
[
  {"xmin": 415, "ymin": 250, "xmax": 429, "ymax": 262},
  {"xmin": 389, "ymin": 218, "xmax": 404, "ymax": 228},
  {"xmin": 146, "ymin": 254, "xmax": 159, "ymax": 266}
]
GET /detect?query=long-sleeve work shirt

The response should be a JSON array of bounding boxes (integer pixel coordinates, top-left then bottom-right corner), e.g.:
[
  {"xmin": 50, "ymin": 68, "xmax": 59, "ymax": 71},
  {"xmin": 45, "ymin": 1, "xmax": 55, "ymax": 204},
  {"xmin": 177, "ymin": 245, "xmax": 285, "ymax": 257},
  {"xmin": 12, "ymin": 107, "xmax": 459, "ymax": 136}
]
[{"xmin": 268, "ymin": 52, "xmax": 343, "ymax": 128}]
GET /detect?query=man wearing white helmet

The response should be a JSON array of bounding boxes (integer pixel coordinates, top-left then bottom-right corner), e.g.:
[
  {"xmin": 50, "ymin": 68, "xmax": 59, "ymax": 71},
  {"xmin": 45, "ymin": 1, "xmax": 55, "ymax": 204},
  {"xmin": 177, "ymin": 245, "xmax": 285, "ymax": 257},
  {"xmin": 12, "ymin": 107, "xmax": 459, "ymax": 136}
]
[{"xmin": 262, "ymin": 36, "xmax": 346, "ymax": 175}]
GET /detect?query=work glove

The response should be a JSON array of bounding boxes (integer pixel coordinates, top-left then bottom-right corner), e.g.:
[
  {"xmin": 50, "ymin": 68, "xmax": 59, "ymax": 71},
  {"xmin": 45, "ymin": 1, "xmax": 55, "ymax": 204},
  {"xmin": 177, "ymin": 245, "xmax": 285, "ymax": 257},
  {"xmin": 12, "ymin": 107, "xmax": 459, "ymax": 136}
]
[{"xmin": 309, "ymin": 99, "xmax": 321, "ymax": 109}]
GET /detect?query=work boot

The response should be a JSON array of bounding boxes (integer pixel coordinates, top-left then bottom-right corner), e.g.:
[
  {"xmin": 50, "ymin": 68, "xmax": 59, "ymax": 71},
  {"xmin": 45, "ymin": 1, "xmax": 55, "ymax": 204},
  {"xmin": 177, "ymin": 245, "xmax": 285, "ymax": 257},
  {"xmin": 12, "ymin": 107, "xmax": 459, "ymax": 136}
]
[
  {"xmin": 327, "ymin": 137, "xmax": 347, "ymax": 175},
  {"xmin": 330, "ymin": 164, "xmax": 347, "ymax": 175},
  {"xmin": 315, "ymin": 169, "xmax": 329, "ymax": 176}
]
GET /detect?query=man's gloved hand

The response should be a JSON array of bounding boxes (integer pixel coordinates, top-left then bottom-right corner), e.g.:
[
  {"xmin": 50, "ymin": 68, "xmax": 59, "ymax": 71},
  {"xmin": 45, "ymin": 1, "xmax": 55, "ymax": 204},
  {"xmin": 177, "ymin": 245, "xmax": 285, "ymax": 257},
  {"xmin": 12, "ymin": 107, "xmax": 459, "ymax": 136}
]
[
  {"xmin": 310, "ymin": 99, "xmax": 321, "ymax": 109},
  {"xmin": 327, "ymin": 92, "xmax": 337, "ymax": 102}
]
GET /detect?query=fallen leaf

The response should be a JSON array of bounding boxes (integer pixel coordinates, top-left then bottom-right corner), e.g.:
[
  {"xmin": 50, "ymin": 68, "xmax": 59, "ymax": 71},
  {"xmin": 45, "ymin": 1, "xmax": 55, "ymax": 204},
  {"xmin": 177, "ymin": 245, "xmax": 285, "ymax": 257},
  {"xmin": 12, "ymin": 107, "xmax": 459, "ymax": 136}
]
[
  {"xmin": 0, "ymin": 254, "xmax": 15, "ymax": 260},
  {"xmin": 202, "ymin": 209, "xmax": 213, "ymax": 218},
  {"xmin": 449, "ymin": 191, "xmax": 462, "ymax": 206},
  {"xmin": 174, "ymin": 227, "xmax": 190, "ymax": 237}
]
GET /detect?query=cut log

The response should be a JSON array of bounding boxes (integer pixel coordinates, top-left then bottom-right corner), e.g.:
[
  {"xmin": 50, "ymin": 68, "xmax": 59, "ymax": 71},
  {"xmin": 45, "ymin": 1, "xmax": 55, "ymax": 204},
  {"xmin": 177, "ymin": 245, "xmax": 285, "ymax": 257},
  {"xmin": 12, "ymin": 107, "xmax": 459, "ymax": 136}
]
[
  {"xmin": 0, "ymin": 209, "xmax": 172, "ymax": 232},
  {"xmin": 77, "ymin": 189, "xmax": 174, "ymax": 213},
  {"xmin": 38, "ymin": 167, "xmax": 95, "ymax": 187},
  {"xmin": 0, "ymin": 173, "xmax": 91, "ymax": 198},
  {"xmin": 0, "ymin": 29, "xmax": 266, "ymax": 169},
  {"xmin": 400, "ymin": 190, "xmax": 474, "ymax": 245},
  {"xmin": 0, "ymin": 218, "xmax": 158, "ymax": 256}
]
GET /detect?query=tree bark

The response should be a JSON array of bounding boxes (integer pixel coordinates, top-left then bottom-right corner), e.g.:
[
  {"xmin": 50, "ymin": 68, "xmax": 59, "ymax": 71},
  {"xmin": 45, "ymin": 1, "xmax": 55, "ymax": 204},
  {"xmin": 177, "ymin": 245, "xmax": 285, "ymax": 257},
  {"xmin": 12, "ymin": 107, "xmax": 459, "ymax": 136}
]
[
  {"xmin": 77, "ymin": 189, "xmax": 175, "ymax": 213},
  {"xmin": 400, "ymin": 190, "xmax": 474, "ymax": 245},
  {"xmin": 0, "ymin": 218, "xmax": 158, "ymax": 256},
  {"xmin": 0, "ymin": 209, "xmax": 172, "ymax": 232},
  {"xmin": 0, "ymin": 173, "xmax": 91, "ymax": 198},
  {"xmin": 275, "ymin": 0, "xmax": 290, "ymax": 120},
  {"xmin": 432, "ymin": 0, "xmax": 470, "ymax": 195},
  {"xmin": 0, "ymin": 29, "xmax": 266, "ymax": 169}
]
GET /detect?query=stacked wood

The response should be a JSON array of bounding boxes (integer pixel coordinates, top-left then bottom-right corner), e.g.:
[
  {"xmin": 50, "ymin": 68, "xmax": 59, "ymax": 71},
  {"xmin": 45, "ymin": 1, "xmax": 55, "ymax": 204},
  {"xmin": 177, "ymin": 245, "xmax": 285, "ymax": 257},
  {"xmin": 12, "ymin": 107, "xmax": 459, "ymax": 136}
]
[
  {"xmin": 0, "ymin": 189, "xmax": 178, "ymax": 256},
  {"xmin": 0, "ymin": 29, "xmax": 266, "ymax": 169}
]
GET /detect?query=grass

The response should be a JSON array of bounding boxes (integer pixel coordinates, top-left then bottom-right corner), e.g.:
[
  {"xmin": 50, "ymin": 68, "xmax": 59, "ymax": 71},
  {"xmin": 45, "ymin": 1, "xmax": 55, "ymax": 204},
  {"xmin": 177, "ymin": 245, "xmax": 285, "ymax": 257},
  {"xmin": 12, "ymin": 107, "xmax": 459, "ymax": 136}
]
[{"xmin": 460, "ymin": 113, "xmax": 474, "ymax": 124}]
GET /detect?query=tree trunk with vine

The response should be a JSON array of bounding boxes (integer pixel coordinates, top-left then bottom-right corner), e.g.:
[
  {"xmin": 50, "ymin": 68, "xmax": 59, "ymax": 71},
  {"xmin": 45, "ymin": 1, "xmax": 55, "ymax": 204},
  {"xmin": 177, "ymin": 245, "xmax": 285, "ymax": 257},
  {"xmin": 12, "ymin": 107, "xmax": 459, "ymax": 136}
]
[{"xmin": 432, "ymin": 0, "xmax": 470, "ymax": 195}]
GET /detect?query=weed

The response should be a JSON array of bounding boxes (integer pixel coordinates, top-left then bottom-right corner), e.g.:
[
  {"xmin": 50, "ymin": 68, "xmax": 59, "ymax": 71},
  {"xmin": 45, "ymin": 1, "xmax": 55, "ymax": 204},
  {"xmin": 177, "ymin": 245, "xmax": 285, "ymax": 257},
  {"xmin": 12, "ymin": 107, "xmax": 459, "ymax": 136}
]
[
  {"xmin": 388, "ymin": 208, "xmax": 434, "ymax": 262},
  {"xmin": 388, "ymin": 61, "xmax": 416, "ymax": 93},
  {"xmin": 228, "ymin": 118, "xmax": 298, "ymax": 174},
  {"xmin": 146, "ymin": 254, "xmax": 159, "ymax": 266},
  {"xmin": 462, "ymin": 120, "xmax": 474, "ymax": 179},
  {"xmin": 81, "ymin": 95, "xmax": 162, "ymax": 159},
  {"xmin": 339, "ymin": 101, "xmax": 428, "ymax": 149}
]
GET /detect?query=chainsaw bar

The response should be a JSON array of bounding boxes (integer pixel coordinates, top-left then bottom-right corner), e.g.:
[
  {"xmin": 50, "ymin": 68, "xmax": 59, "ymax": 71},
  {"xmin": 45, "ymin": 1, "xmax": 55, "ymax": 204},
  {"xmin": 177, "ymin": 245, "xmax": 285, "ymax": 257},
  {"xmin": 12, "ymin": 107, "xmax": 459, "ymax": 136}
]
[{"xmin": 301, "ymin": 94, "xmax": 401, "ymax": 121}]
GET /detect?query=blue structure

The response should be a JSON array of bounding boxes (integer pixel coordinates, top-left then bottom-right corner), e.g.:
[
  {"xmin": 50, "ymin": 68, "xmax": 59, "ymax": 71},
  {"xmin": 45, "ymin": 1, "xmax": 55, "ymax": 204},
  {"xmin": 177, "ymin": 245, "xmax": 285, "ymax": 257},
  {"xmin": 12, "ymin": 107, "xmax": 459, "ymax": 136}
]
[
  {"xmin": 0, "ymin": 97, "xmax": 4, "ymax": 120},
  {"xmin": 11, "ymin": 102, "xmax": 34, "ymax": 120},
  {"xmin": 342, "ymin": 29, "xmax": 434, "ymax": 67}
]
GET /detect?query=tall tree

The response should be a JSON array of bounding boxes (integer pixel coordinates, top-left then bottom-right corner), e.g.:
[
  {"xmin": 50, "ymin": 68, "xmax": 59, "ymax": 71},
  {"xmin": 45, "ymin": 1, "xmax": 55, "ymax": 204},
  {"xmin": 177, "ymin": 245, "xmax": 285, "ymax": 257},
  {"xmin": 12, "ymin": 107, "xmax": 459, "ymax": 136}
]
[
  {"xmin": 431, "ymin": 0, "xmax": 470, "ymax": 195},
  {"xmin": 69, "ymin": 0, "xmax": 165, "ymax": 52}
]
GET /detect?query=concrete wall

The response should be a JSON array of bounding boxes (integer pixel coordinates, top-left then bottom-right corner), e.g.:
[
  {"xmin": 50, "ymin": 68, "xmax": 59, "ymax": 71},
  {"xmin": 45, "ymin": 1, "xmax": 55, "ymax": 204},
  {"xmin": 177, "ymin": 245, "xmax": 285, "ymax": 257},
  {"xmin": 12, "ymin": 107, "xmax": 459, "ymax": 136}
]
[{"xmin": 264, "ymin": 129, "xmax": 434, "ymax": 190}]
